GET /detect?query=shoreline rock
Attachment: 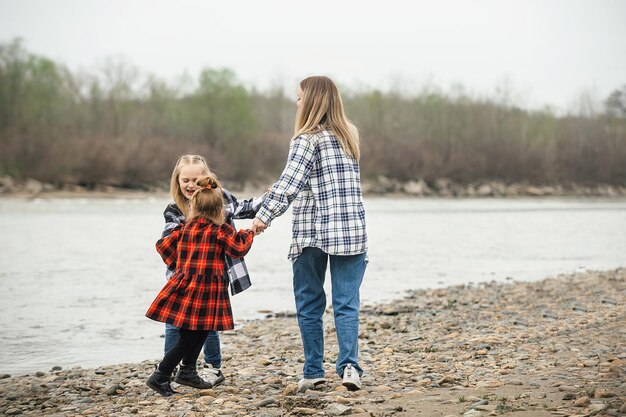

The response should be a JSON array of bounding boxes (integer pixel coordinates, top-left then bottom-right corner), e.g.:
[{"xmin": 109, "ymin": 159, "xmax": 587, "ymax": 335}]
[
  {"xmin": 1, "ymin": 175, "xmax": 626, "ymax": 199},
  {"xmin": 1, "ymin": 268, "xmax": 624, "ymax": 416}
]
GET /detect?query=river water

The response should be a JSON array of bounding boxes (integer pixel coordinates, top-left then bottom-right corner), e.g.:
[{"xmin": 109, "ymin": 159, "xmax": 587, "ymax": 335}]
[{"xmin": 0, "ymin": 196, "xmax": 624, "ymax": 375}]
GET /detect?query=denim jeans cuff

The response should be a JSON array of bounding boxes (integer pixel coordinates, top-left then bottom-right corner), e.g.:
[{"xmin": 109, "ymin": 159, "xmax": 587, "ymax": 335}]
[
  {"xmin": 339, "ymin": 365, "xmax": 363, "ymax": 377},
  {"xmin": 303, "ymin": 373, "xmax": 325, "ymax": 379}
]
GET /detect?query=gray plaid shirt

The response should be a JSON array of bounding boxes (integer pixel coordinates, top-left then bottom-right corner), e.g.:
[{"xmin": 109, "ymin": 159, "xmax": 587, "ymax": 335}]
[
  {"xmin": 257, "ymin": 129, "xmax": 368, "ymax": 262},
  {"xmin": 162, "ymin": 189, "xmax": 263, "ymax": 294}
]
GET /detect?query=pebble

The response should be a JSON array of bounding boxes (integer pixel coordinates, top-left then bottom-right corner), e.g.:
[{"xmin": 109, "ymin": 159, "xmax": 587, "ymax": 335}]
[
  {"xmin": 257, "ymin": 397, "xmax": 275, "ymax": 407},
  {"xmin": 292, "ymin": 407, "xmax": 317, "ymax": 415},
  {"xmin": 594, "ymin": 388, "xmax": 615, "ymax": 398},
  {"xmin": 574, "ymin": 396, "xmax": 590, "ymax": 407},
  {"xmin": 106, "ymin": 384, "xmax": 123, "ymax": 395},
  {"xmin": 470, "ymin": 399, "xmax": 489, "ymax": 408},
  {"xmin": 589, "ymin": 403, "xmax": 608, "ymax": 414},
  {"xmin": 326, "ymin": 404, "xmax": 352, "ymax": 416},
  {"xmin": 283, "ymin": 383, "xmax": 298, "ymax": 396}
]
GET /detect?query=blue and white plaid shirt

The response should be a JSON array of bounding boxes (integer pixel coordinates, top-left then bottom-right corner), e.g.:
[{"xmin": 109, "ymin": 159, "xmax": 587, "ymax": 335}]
[
  {"xmin": 257, "ymin": 129, "xmax": 368, "ymax": 262},
  {"xmin": 162, "ymin": 189, "xmax": 264, "ymax": 295}
]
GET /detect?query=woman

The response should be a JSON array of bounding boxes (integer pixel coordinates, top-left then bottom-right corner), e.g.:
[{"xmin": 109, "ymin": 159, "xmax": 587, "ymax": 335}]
[{"xmin": 252, "ymin": 76, "xmax": 368, "ymax": 392}]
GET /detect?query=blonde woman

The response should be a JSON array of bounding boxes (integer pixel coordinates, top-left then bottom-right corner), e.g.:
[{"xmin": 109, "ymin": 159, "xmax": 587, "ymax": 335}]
[{"xmin": 252, "ymin": 76, "xmax": 368, "ymax": 392}]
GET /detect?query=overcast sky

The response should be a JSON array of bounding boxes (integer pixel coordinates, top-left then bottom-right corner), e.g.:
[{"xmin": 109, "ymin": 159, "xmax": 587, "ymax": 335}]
[{"xmin": 1, "ymin": 0, "xmax": 625, "ymax": 112}]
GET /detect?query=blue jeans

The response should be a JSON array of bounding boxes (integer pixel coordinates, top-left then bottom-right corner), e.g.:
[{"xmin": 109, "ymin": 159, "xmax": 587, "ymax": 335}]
[
  {"xmin": 164, "ymin": 324, "xmax": 221, "ymax": 368},
  {"xmin": 293, "ymin": 247, "xmax": 367, "ymax": 379}
]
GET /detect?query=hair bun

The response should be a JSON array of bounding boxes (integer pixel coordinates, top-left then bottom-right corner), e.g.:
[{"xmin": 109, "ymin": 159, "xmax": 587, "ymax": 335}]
[{"xmin": 195, "ymin": 174, "xmax": 221, "ymax": 191}]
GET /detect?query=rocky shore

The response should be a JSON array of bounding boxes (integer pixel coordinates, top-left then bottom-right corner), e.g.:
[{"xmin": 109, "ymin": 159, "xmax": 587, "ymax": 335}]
[
  {"xmin": 1, "ymin": 269, "xmax": 624, "ymax": 417},
  {"xmin": 2, "ymin": 175, "xmax": 626, "ymax": 198}
]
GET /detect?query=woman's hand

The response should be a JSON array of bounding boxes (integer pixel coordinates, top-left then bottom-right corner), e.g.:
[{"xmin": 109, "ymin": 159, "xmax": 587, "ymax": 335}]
[{"xmin": 251, "ymin": 218, "xmax": 268, "ymax": 235}]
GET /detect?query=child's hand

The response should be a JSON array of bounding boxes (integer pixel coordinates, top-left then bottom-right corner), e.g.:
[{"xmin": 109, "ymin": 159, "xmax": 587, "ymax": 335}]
[{"xmin": 252, "ymin": 218, "xmax": 267, "ymax": 235}]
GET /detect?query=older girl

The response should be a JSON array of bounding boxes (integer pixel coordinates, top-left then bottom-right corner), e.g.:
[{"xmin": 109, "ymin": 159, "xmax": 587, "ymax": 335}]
[{"xmin": 162, "ymin": 154, "xmax": 263, "ymax": 387}]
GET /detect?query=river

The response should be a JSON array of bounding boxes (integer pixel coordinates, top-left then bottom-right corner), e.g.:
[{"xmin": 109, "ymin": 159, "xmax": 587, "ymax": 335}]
[{"xmin": 0, "ymin": 196, "xmax": 624, "ymax": 375}]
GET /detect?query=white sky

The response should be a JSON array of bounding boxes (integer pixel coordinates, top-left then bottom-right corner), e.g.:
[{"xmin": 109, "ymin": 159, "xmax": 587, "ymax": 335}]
[{"xmin": 1, "ymin": 0, "xmax": 625, "ymax": 112}]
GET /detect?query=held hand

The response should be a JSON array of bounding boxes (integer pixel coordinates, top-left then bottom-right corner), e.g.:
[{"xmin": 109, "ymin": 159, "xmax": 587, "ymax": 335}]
[{"xmin": 251, "ymin": 218, "xmax": 268, "ymax": 235}]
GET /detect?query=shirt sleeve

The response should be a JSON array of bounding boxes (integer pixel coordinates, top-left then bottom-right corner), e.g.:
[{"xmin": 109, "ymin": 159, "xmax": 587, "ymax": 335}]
[
  {"xmin": 256, "ymin": 135, "xmax": 316, "ymax": 225},
  {"xmin": 217, "ymin": 223, "xmax": 254, "ymax": 258},
  {"xmin": 156, "ymin": 224, "xmax": 183, "ymax": 267},
  {"xmin": 162, "ymin": 204, "xmax": 184, "ymax": 238},
  {"xmin": 224, "ymin": 189, "xmax": 265, "ymax": 220}
]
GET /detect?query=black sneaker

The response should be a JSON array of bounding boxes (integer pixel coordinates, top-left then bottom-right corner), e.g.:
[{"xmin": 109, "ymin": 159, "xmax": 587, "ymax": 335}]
[
  {"xmin": 146, "ymin": 370, "xmax": 177, "ymax": 397},
  {"xmin": 174, "ymin": 364, "xmax": 215, "ymax": 389}
]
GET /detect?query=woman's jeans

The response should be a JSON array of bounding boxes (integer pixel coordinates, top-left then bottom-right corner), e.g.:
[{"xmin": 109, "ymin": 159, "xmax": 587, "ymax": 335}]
[
  {"xmin": 164, "ymin": 324, "xmax": 221, "ymax": 368},
  {"xmin": 293, "ymin": 247, "xmax": 367, "ymax": 379}
]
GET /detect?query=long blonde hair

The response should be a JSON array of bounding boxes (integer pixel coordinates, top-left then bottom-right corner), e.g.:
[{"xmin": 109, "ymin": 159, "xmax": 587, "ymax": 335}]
[
  {"xmin": 294, "ymin": 76, "xmax": 360, "ymax": 160},
  {"xmin": 170, "ymin": 154, "xmax": 211, "ymax": 218},
  {"xmin": 189, "ymin": 174, "xmax": 225, "ymax": 225}
]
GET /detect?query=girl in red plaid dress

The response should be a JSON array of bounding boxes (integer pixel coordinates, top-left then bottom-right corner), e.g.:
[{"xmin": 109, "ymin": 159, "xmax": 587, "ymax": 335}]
[{"xmin": 146, "ymin": 174, "xmax": 255, "ymax": 396}]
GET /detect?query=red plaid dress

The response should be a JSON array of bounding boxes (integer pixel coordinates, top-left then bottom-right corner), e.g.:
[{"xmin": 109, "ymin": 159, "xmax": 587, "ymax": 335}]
[{"xmin": 146, "ymin": 218, "xmax": 254, "ymax": 330}]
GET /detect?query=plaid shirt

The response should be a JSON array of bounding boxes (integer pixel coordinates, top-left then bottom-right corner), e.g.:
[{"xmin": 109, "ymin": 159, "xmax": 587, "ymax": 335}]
[
  {"xmin": 162, "ymin": 189, "xmax": 263, "ymax": 294},
  {"xmin": 256, "ymin": 129, "xmax": 368, "ymax": 261}
]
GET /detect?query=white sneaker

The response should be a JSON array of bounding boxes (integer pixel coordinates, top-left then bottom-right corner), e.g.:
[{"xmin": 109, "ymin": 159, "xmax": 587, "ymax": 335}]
[
  {"xmin": 200, "ymin": 364, "xmax": 225, "ymax": 387},
  {"xmin": 297, "ymin": 377, "xmax": 326, "ymax": 393},
  {"xmin": 342, "ymin": 364, "xmax": 361, "ymax": 391}
]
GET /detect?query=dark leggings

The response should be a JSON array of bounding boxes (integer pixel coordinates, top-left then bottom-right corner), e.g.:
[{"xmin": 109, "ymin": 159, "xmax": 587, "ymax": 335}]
[{"xmin": 158, "ymin": 328, "xmax": 209, "ymax": 375}]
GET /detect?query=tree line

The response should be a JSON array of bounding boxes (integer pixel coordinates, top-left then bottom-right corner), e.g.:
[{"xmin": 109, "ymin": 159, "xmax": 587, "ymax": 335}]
[{"xmin": 1, "ymin": 39, "xmax": 625, "ymax": 190}]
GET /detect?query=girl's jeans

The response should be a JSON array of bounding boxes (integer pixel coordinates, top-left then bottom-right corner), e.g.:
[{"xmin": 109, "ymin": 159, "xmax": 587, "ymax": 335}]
[
  {"xmin": 165, "ymin": 325, "xmax": 221, "ymax": 368},
  {"xmin": 293, "ymin": 247, "xmax": 367, "ymax": 379}
]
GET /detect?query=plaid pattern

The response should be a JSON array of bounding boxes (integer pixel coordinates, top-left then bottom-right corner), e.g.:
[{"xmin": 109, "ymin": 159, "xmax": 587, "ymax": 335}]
[
  {"xmin": 147, "ymin": 219, "xmax": 254, "ymax": 330},
  {"xmin": 162, "ymin": 189, "xmax": 263, "ymax": 295},
  {"xmin": 256, "ymin": 129, "xmax": 368, "ymax": 261}
]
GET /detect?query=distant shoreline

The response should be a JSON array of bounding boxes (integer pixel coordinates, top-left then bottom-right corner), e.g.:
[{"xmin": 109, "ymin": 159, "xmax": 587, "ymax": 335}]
[{"xmin": 1, "ymin": 176, "xmax": 626, "ymax": 199}]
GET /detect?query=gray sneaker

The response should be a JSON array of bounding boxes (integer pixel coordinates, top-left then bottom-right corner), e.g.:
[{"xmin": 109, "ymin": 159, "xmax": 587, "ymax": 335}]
[
  {"xmin": 297, "ymin": 377, "xmax": 326, "ymax": 393},
  {"xmin": 200, "ymin": 364, "xmax": 225, "ymax": 387},
  {"xmin": 342, "ymin": 364, "xmax": 361, "ymax": 391}
]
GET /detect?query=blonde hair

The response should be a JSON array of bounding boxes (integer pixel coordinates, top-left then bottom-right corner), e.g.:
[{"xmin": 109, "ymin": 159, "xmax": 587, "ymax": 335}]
[
  {"xmin": 294, "ymin": 76, "xmax": 360, "ymax": 160},
  {"xmin": 189, "ymin": 174, "xmax": 225, "ymax": 225},
  {"xmin": 170, "ymin": 154, "xmax": 210, "ymax": 218}
]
